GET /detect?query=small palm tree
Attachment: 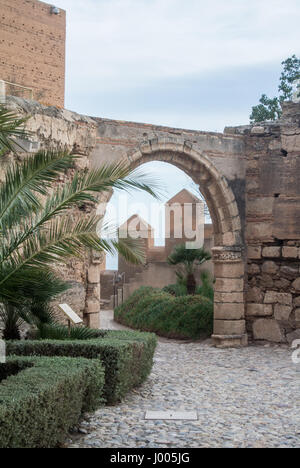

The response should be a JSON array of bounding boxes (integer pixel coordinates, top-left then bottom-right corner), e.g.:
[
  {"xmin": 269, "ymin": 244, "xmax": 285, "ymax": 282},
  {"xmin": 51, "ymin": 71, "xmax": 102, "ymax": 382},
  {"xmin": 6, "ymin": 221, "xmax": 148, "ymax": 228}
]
[
  {"xmin": 167, "ymin": 243, "xmax": 211, "ymax": 295},
  {"xmin": 0, "ymin": 104, "xmax": 159, "ymax": 338}
]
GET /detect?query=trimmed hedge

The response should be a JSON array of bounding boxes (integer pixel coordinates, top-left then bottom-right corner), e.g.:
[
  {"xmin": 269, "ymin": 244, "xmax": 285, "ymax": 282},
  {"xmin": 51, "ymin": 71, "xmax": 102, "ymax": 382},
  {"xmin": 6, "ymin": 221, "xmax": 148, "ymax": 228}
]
[
  {"xmin": 115, "ymin": 286, "xmax": 213, "ymax": 339},
  {"xmin": 7, "ymin": 330, "xmax": 157, "ymax": 404},
  {"xmin": 0, "ymin": 356, "xmax": 105, "ymax": 448}
]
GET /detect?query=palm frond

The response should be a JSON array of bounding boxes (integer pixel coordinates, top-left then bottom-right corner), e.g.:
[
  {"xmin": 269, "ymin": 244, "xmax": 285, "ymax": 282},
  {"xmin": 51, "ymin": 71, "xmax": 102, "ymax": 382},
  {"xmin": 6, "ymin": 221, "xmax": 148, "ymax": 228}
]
[
  {"xmin": 0, "ymin": 104, "xmax": 30, "ymax": 155},
  {"xmin": 0, "ymin": 150, "xmax": 76, "ymax": 229},
  {"xmin": 36, "ymin": 323, "xmax": 102, "ymax": 340}
]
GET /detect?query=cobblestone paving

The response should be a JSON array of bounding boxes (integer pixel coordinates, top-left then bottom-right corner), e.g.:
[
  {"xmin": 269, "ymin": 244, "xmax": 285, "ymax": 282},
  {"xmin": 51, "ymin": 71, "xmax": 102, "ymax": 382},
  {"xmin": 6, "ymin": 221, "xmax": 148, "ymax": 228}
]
[{"xmin": 68, "ymin": 312, "xmax": 300, "ymax": 448}]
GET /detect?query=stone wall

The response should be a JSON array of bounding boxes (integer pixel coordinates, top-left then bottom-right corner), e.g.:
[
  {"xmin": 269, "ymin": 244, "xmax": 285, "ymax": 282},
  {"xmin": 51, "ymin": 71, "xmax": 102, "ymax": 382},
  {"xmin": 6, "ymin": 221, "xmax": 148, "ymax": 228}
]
[
  {"xmin": 2, "ymin": 96, "xmax": 300, "ymax": 345},
  {"xmin": 0, "ymin": 0, "xmax": 65, "ymax": 107},
  {"xmin": 227, "ymin": 102, "xmax": 300, "ymax": 344}
]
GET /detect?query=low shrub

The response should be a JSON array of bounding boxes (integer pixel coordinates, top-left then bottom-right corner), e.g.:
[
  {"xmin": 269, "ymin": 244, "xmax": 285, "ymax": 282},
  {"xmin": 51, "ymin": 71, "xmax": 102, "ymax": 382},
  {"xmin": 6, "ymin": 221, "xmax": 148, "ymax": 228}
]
[
  {"xmin": 7, "ymin": 330, "xmax": 157, "ymax": 404},
  {"xmin": 0, "ymin": 356, "xmax": 105, "ymax": 448},
  {"xmin": 115, "ymin": 287, "xmax": 213, "ymax": 339}
]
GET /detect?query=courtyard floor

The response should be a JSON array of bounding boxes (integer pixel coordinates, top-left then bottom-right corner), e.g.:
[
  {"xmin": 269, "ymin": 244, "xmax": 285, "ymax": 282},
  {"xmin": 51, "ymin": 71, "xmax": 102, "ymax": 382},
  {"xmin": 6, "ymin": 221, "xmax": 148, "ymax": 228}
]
[{"xmin": 67, "ymin": 311, "xmax": 300, "ymax": 448}]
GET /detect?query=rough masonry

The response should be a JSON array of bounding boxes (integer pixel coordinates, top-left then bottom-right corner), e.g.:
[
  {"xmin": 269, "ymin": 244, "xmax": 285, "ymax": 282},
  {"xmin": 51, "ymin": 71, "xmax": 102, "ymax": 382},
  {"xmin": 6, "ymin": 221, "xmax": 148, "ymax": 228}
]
[{"xmin": 3, "ymin": 96, "xmax": 300, "ymax": 348}]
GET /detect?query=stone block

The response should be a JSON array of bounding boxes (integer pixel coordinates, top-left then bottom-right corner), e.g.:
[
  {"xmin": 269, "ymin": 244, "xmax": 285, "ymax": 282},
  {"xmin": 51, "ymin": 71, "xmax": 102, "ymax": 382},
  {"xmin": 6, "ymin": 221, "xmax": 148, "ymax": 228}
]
[
  {"xmin": 251, "ymin": 126, "xmax": 265, "ymax": 135},
  {"xmin": 86, "ymin": 312, "xmax": 100, "ymax": 329},
  {"xmin": 246, "ymin": 222, "xmax": 273, "ymax": 241},
  {"xmin": 262, "ymin": 261, "xmax": 279, "ymax": 275},
  {"xmin": 214, "ymin": 292, "xmax": 244, "ymax": 303},
  {"xmin": 292, "ymin": 278, "xmax": 300, "ymax": 292},
  {"xmin": 214, "ymin": 303, "xmax": 245, "ymax": 320},
  {"xmin": 247, "ymin": 197, "xmax": 274, "ymax": 215},
  {"xmin": 246, "ymin": 304, "xmax": 273, "ymax": 317},
  {"xmin": 274, "ymin": 278, "xmax": 291, "ymax": 289},
  {"xmin": 253, "ymin": 319, "xmax": 284, "ymax": 343},
  {"xmin": 274, "ymin": 304, "xmax": 292, "ymax": 321},
  {"xmin": 88, "ymin": 265, "xmax": 100, "ymax": 284},
  {"xmin": 264, "ymin": 291, "xmax": 292, "ymax": 305},
  {"xmin": 86, "ymin": 300, "xmax": 99, "ymax": 313},
  {"xmin": 214, "ymin": 262, "xmax": 244, "ymax": 278},
  {"xmin": 214, "ymin": 319, "xmax": 246, "ymax": 335},
  {"xmin": 286, "ymin": 329, "xmax": 300, "ymax": 345},
  {"xmin": 262, "ymin": 246, "xmax": 281, "ymax": 258},
  {"xmin": 282, "ymin": 246, "xmax": 298, "ymax": 258},
  {"xmin": 294, "ymin": 296, "xmax": 300, "ymax": 307},
  {"xmin": 248, "ymin": 263, "xmax": 260, "ymax": 275},
  {"xmin": 280, "ymin": 265, "xmax": 298, "ymax": 279},
  {"xmin": 222, "ymin": 231, "xmax": 236, "ymax": 246},
  {"xmin": 214, "ymin": 278, "xmax": 244, "ymax": 293},
  {"xmin": 260, "ymin": 274, "xmax": 274, "ymax": 288},
  {"xmin": 247, "ymin": 245, "xmax": 261, "ymax": 259},
  {"xmin": 294, "ymin": 309, "xmax": 300, "ymax": 321},
  {"xmin": 246, "ymin": 286, "xmax": 264, "ymax": 303},
  {"xmin": 212, "ymin": 334, "xmax": 248, "ymax": 348}
]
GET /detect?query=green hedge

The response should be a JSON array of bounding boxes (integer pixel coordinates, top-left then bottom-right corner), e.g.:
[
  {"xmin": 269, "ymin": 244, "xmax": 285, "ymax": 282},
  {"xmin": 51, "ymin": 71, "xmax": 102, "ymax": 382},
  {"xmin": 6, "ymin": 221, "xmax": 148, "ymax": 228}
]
[
  {"xmin": 0, "ymin": 356, "xmax": 104, "ymax": 448},
  {"xmin": 7, "ymin": 330, "xmax": 157, "ymax": 404},
  {"xmin": 115, "ymin": 286, "xmax": 213, "ymax": 339}
]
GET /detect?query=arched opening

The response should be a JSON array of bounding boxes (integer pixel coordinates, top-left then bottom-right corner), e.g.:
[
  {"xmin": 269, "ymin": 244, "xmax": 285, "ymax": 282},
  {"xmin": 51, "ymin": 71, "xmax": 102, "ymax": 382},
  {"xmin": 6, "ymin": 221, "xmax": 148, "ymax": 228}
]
[{"xmin": 100, "ymin": 137, "xmax": 247, "ymax": 348}]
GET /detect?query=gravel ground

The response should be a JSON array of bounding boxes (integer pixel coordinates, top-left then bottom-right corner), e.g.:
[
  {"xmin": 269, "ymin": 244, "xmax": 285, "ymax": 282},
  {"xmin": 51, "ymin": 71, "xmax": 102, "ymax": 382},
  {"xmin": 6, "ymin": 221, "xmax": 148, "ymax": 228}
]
[{"xmin": 67, "ymin": 311, "xmax": 300, "ymax": 448}]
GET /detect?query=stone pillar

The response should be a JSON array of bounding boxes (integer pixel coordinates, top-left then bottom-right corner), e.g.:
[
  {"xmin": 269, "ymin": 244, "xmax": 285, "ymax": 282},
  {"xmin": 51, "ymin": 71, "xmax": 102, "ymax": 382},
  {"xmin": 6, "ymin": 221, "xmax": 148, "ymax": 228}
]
[
  {"xmin": 84, "ymin": 252, "xmax": 104, "ymax": 329},
  {"xmin": 211, "ymin": 246, "xmax": 248, "ymax": 348}
]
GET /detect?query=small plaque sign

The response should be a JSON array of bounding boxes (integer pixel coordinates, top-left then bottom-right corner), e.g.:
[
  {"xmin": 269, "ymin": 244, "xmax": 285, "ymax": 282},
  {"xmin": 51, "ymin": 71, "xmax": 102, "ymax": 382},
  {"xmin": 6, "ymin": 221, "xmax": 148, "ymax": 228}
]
[
  {"xmin": 58, "ymin": 304, "xmax": 83, "ymax": 325},
  {"xmin": 144, "ymin": 411, "xmax": 198, "ymax": 421}
]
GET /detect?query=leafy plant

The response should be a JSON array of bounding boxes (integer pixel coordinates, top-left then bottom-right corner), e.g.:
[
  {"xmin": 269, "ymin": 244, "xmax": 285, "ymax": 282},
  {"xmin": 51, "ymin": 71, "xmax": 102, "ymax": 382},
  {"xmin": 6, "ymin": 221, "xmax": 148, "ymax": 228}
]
[
  {"xmin": 36, "ymin": 323, "xmax": 103, "ymax": 340},
  {"xmin": 250, "ymin": 55, "xmax": 300, "ymax": 123},
  {"xmin": 196, "ymin": 270, "xmax": 214, "ymax": 301},
  {"xmin": 162, "ymin": 283, "xmax": 187, "ymax": 297},
  {"xmin": 167, "ymin": 243, "xmax": 211, "ymax": 295},
  {"xmin": 0, "ymin": 106, "xmax": 29, "ymax": 156},
  {"xmin": 115, "ymin": 286, "xmax": 213, "ymax": 339}
]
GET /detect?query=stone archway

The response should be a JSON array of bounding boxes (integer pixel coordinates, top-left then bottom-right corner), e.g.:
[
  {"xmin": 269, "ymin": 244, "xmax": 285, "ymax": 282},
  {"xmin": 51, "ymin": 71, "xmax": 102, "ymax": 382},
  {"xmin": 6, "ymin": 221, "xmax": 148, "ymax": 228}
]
[{"xmin": 122, "ymin": 137, "xmax": 247, "ymax": 348}]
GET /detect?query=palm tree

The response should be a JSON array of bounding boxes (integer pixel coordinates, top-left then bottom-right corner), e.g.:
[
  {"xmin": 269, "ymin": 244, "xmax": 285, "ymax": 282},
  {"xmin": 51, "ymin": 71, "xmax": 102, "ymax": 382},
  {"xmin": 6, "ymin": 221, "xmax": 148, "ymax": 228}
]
[
  {"xmin": 0, "ymin": 105, "xmax": 29, "ymax": 156},
  {"xmin": 0, "ymin": 104, "xmax": 159, "ymax": 338},
  {"xmin": 167, "ymin": 243, "xmax": 211, "ymax": 295}
]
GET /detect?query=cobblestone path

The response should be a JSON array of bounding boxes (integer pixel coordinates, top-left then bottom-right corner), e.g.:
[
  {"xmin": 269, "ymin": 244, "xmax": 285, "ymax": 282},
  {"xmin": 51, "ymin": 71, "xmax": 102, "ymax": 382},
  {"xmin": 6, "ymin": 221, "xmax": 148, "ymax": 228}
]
[{"xmin": 68, "ymin": 311, "xmax": 300, "ymax": 448}]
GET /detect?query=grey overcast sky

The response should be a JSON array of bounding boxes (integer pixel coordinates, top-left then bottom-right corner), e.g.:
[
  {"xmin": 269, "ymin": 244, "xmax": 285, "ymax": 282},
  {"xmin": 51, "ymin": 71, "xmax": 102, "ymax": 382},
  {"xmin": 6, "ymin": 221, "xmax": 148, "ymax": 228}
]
[
  {"xmin": 57, "ymin": 0, "xmax": 300, "ymax": 132},
  {"xmin": 55, "ymin": 0, "xmax": 300, "ymax": 269}
]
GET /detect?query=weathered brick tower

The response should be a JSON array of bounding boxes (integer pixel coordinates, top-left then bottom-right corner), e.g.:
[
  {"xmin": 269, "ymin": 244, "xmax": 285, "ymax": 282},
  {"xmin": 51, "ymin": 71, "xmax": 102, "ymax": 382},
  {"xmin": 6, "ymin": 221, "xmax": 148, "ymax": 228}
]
[{"xmin": 0, "ymin": 0, "xmax": 65, "ymax": 107}]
